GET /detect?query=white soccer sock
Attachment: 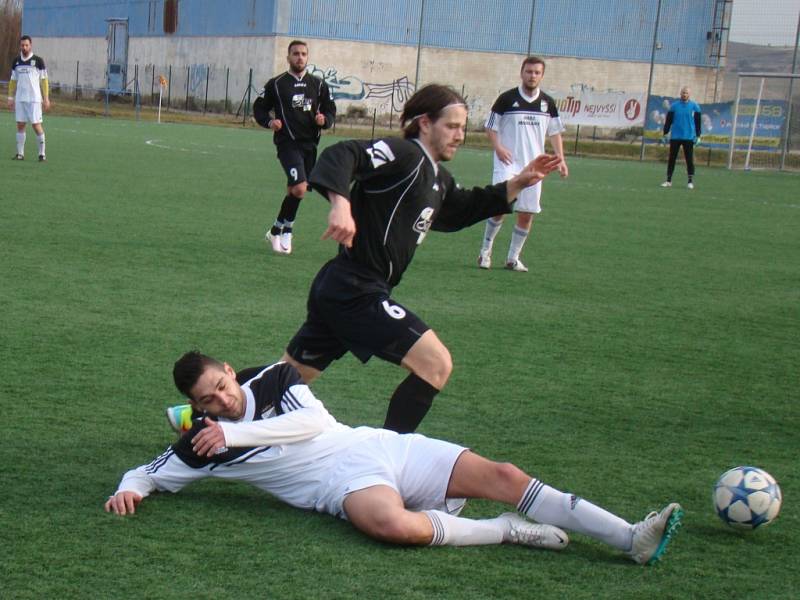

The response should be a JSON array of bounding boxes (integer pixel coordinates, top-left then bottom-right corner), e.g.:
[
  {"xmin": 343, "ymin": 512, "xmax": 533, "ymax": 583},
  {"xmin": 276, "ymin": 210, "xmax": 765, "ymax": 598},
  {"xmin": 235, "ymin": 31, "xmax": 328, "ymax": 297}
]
[
  {"xmin": 425, "ymin": 510, "xmax": 506, "ymax": 546},
  {"xmin": 481, "ymin": 218, "xmax": 503, "ymax": 252},
  {"xmin": 517, "ymin": 479, "xmax": 633, "ymax": 551},
  {"xmin": 37, "ymin": 133, "xmax": 45, "ymax": 157},
  {"xmin": 507, "ymin": 225, "xmax": 530, "ymax": 263},
  {"xmin": 16, "ymin": 132, "xmax": 26, "ymax": 155}
]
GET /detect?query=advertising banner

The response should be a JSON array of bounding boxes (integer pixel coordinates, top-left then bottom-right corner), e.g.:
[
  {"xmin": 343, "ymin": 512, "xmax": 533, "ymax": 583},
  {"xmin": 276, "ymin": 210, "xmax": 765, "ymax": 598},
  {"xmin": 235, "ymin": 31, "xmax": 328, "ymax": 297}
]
[
  {"xmin": 552, "ymin": 91, "xmax": 646, "ymax": 128},
  {"xmin": 643, "ymin": 95, "xmax": 787, "ymax": 151}
]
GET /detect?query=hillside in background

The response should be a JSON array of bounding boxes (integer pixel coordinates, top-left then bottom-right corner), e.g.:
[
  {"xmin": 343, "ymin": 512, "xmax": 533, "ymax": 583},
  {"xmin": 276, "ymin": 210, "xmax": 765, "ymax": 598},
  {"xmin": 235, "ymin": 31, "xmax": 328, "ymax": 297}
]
[
  {"xmin": 718, "ymin": 41, "xmax": 798, "ymax": 99},
  {"xmin": 726, "ymin": 41, "xmax": 796, "ymax": 74}
]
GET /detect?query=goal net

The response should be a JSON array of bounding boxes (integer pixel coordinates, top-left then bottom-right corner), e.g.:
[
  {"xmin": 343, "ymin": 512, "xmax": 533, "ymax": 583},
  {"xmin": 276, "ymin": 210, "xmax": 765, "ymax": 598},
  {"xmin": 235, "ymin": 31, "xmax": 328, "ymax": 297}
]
[{"xmin": 728, "ymin": 73, "xmax": 800, "ymax": 171}]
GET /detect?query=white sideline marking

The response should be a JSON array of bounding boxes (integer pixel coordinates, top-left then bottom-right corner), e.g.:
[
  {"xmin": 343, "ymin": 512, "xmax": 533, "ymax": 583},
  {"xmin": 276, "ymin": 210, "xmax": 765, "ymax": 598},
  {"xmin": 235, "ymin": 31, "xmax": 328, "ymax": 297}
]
[
  {"xmin": 145, "ymin": 138, "xmax": 215, "ymax": 155},
  {"xmin": 144, "ymin": 138, "xmax": 260, "ymax": 155}
]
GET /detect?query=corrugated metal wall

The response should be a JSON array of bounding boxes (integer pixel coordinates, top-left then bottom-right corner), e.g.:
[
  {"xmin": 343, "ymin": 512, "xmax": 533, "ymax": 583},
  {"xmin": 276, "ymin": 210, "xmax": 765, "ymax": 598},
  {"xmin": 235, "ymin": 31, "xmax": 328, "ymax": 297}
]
[
  {"xmin": 23, "ymin": 0, "xmax": 717, "ymax": 66},
  {"xmin": 23, "ymin": 0, "xmax": 278, "ymax": 37}
]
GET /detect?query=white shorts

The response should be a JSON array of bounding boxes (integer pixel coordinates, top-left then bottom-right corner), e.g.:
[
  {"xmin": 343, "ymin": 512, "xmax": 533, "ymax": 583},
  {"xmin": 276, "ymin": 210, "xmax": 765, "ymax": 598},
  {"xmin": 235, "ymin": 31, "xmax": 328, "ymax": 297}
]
[
  {"xmin": 15, "ymin": 101, "xmax": 43, "ymax": 124},
  {"xmin": 318, "ymin": 429, "xmax": 468, "ymax": 519},
  {"xmin": 493, "ymin": 165, "xmax": 542, "ymax": 214}
]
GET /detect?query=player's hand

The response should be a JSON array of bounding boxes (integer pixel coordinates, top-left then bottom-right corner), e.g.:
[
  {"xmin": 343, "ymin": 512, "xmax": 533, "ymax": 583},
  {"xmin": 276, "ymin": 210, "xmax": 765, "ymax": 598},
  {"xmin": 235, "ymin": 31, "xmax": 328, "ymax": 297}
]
[
  {"xmin": 505, "ymin": 154, "xmax": 562, "ymax": 202},
  {"xmin": 315, "ymin": 112, "xmax": 326, "ymax": 126},
  {"xmin": 270, "ymin": 119, "xmax": 283, "ymax": 131},
  {"xmin": 558, "ymin": 159, "xmax": 569, "ymax": 178},
  {"xmin": 192, "ymin": 417, "xmax": 227, "ymax": 457},
  {"xmin": 322, "ymin": 192, "xmax": 357, "ymax": 248},
  {"xmin": 526, "ymin": 153, "xmax": 562, "ymax": 181},
  {"xmin": 6, "ymin": 98, "xmax": 13, "ymax": 110},
  {"xmin": 43, "ymin": 98, "xmax": 51, "ymax": 111},
  {"xmin": 694, "ymin": 136, "xmax": 702, "ymax": 146},
  {"xmin": 104, "ymin": 491, "xmax": 143, "ymax": 515},
  {"xmin": 496, "ymin": 145, "xmax": 513, "ymax": 165}
]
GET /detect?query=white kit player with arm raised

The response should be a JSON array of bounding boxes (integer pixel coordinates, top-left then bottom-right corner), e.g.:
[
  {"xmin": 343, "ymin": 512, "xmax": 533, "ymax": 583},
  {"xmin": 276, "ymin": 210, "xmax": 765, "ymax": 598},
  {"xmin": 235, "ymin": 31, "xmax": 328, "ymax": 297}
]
[
  {"xmin": 8, "ymin": 35, "xmax": 50, "ymax": 162},
  {"xmin": 478, "ymin": 56, "xmax": 567, "ymax": 273}
]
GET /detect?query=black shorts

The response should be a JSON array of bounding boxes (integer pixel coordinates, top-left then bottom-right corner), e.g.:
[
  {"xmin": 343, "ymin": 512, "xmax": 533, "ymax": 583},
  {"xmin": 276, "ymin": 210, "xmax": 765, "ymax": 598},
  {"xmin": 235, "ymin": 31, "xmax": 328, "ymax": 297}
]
[
  {"xmin": 277, "ymin": 141, "xmax": 318, "ymax": 187},
  {"xmin": 286, "ymin": 256, "xmax": 430, "ymax": 371}
]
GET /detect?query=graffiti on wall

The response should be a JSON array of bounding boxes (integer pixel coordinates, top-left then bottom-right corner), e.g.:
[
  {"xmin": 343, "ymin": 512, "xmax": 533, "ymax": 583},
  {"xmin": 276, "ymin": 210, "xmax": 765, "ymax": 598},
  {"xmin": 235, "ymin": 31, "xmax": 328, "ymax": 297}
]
[
  {"xmin": 188, "ymin": 64, "xmax": 208, "ymax": 94},
  {"xmin": 308, "ymin": 64, "xmax": 415, "ymax": 112}
]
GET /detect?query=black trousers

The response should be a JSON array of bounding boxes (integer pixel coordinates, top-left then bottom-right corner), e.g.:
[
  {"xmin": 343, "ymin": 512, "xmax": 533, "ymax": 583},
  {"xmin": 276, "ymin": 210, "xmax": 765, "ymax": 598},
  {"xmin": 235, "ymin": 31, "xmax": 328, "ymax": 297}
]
[{"xmin": 667, "ymin": 139, "xmax": 695, "ymax": 180}]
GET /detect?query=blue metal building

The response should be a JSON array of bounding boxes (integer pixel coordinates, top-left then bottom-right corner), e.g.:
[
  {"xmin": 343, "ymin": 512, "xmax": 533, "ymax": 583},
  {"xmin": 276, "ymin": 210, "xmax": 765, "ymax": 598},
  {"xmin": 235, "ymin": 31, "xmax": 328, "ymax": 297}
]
[{"xmin": 23, "ymin": 0, "xmax": 719, "ymax": 67}]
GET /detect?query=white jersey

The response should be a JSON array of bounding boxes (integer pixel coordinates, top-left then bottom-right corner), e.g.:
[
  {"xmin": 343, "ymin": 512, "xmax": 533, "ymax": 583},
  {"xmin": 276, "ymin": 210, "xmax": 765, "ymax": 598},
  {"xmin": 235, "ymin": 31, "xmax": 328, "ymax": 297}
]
[
  {"xmin": 113, "ymin": 361, "xmax": 466, "ymax": 519},
  {"xmin": 485, "ymin": 86, "xmax": 565, "ymax": 178},
  {"xmin": 11, "ymin": 53, "xmax": 48, "ymax": 103}
]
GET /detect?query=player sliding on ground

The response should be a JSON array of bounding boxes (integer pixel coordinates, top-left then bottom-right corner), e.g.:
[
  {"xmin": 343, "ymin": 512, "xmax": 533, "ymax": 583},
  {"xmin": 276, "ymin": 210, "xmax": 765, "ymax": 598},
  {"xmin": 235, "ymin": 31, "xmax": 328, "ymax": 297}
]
[{"xmin": 112, "ymin": 352, "xmax": 683, "ymax": 565}]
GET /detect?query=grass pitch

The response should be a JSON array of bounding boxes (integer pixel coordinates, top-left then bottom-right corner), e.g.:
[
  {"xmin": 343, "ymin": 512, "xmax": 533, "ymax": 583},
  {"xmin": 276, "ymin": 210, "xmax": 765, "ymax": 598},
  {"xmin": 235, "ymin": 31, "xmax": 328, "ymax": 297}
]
[{"xmin": 2, "ymin": 112, "xmax": 798, "ymax": 599}]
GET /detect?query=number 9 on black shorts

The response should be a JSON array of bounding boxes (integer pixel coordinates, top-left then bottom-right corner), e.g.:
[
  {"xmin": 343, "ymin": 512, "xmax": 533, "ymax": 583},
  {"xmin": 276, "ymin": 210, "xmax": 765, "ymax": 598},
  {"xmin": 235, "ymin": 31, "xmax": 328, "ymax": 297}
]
[{"xmin": 277, "ymin": 141, "xmax": 318, "ymax": 187}]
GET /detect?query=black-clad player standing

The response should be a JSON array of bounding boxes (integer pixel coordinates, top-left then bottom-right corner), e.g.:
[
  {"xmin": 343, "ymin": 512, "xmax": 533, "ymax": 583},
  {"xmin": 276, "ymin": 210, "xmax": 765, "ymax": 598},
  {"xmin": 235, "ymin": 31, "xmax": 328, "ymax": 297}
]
[
  {"xmin": 260, "ymin": 40, "xmax": 336, "ymax": 254},
  {"xmin": 280, "ymin": 84, "xmax": 562, "ymax": 433}
]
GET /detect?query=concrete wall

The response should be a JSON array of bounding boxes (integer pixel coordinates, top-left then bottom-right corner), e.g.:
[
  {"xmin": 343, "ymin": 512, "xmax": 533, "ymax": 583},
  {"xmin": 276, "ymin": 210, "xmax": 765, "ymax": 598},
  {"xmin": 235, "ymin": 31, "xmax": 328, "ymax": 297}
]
[{"xmin": 33, "ymin": 35, "xmax": 718, "ymax": 118}]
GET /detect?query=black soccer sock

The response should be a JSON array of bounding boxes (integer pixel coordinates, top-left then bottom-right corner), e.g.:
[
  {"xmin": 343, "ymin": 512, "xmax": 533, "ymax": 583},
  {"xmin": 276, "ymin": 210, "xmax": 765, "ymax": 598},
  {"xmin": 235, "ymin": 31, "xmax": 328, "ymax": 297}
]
[
  {"xmin": 383, "ymin": 373, "xmax": 439, "ymax": 433},
  {"xmin": 277, "ymin": 194, "xmax": 302, "ymax": 224},
  {"xmin": 270, "ymin": 221, "xmax": 282, "ymax": 236}
]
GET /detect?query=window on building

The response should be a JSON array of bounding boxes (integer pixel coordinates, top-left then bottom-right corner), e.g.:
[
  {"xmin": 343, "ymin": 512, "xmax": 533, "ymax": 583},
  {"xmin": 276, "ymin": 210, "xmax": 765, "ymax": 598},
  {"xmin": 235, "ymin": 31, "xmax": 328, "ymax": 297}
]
[{"xmin": 164, "ymin": 0, "xmax": 179, "ymax": 34}]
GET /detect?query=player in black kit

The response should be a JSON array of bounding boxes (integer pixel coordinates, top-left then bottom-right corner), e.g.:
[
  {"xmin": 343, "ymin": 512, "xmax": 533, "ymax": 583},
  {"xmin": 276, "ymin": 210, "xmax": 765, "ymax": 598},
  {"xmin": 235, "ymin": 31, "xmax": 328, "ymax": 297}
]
[
  {"xmin": 280, "ymin": 84, "xmax": 562, "ymax": 433},
  {"xmin": 257, "ymin": 40, "xmax": 336, "ymax": 254}
]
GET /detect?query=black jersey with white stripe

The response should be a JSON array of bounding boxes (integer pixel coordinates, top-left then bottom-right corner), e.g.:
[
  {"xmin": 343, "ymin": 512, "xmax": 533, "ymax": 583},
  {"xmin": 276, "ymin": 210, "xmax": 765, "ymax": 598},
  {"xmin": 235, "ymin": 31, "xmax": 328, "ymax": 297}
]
[
  {"xmin": 174, "ymin": 362, "xmax": 304, "ymax": 467},
  {"xmin": 309, "ymin": 137, "xmax": 511, "ymax": 287},
  {"xmin": 261, "ymin": 71, "xmax": 336, "ymax": 145}
]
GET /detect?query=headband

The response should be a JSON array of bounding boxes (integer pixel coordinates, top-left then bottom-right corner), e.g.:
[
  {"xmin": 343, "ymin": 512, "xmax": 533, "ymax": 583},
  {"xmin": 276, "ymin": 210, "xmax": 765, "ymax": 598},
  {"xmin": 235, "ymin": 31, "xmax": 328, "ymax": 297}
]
[{"xmin": 405, "ymin": 102, "xmax": 467, "ymax": 124}]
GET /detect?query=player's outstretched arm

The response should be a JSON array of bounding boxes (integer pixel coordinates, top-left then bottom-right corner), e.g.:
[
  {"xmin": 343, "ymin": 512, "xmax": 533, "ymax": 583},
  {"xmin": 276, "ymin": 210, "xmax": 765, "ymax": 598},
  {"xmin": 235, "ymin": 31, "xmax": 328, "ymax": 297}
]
[
  {"xmin": 322, "ymin": 192, "xmax": 356, "ymax": 248},
  {"xmin": 105, "ymin": 491, "xmax": 143, "ymax": 516},
  {"xmin": 505, "ymin": 154, "xmax": 562, "ymax": 202}
]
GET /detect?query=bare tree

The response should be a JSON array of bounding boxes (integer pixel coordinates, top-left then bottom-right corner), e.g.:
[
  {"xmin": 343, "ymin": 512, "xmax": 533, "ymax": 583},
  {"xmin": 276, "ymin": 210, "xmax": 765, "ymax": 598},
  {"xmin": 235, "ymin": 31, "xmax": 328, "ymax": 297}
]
[{"xmin": 1, "ymin": 0, "xmax": 22, "ymax": 80}]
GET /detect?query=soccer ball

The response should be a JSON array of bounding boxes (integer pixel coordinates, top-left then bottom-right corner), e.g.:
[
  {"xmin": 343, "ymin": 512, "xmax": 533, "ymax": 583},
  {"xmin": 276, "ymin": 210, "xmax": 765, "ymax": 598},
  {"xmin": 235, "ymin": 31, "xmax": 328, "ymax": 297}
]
[{"xmin": 713, "ymin": 466, "xmax": 782, "ymax": 529}]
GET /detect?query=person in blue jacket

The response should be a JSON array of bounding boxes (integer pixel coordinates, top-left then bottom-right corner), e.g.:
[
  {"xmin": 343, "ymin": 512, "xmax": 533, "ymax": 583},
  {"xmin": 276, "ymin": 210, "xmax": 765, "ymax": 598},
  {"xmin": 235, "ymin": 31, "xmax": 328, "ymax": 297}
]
[{"xmin": 661, "ymin": 87, "xmax": 702, "ymax": 189}]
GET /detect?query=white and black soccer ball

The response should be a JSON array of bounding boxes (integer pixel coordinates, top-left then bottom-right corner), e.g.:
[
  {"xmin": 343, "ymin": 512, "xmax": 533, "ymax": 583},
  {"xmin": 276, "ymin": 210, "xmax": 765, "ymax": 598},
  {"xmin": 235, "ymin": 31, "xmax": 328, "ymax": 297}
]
[{"xmin": 713, "ymin": 466, "xmax": 782, "ymax": 529}]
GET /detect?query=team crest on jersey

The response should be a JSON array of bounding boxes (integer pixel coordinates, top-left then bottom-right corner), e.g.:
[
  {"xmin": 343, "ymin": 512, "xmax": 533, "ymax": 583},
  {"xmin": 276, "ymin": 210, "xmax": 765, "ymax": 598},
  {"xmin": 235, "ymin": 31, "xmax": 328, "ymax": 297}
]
[
  {"xmin": 512, "ymin": 101, "xmax": 519, "ymax": 108},
  {"xmin": 291, "ymin": 93, "xmax": 305, "ymax": 108},
  {"xmin": 413, "ymin": 207, "xmax": 435, "ymax": 245},
  {"xmin": 365, "ymin": 140, "xmax": 396, "ymax": 168},
  {"xmin": 540, "ymin": 99, "xmax": 548, "ymax": 112}
]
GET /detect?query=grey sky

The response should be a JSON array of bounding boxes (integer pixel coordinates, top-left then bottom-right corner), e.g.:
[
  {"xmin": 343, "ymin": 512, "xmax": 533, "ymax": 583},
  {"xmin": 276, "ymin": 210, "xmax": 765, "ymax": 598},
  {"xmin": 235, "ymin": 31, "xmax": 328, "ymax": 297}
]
[{"xmin": 729, "ymin": 0, "xmax": 800, "ymax": 46}]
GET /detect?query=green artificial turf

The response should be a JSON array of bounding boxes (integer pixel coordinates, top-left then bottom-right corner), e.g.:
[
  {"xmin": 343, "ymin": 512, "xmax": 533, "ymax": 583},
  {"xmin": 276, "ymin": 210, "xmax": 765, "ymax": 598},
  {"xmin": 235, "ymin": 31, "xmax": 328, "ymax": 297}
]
[{"xmin": 2, "ymin": 112, "xmax": 797, "ymax": 598}]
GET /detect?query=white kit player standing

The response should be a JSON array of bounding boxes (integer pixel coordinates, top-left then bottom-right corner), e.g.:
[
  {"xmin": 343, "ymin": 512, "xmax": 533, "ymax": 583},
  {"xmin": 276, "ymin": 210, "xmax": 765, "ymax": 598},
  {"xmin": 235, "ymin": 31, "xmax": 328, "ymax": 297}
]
[
  {"xmin": 478, "ymin": 56, "xmax": 568, "ymax": 272},
  {"xmin": 8, "ymin": 35, "xmax": 50, "ymax": 162}
]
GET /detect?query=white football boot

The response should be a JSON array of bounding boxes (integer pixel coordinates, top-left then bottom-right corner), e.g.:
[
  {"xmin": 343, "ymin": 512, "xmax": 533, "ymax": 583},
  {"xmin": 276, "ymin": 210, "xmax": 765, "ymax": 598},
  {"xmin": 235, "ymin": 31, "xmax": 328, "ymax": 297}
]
[
  {"xmin": 505, "ymin": 259, "xmax": 528, "ymax": 273},
  {"xmin": 280, "ymin": 231, "xmax": 293, "ymax": 254},
  {"xmin": 478, "ymin": 249, "xmax": 492, "ymax": 269},
  {"xmin": 265, "ymin": 230, "xmax": 287, "ymax": 254},
  {"xmin": 660, "ymin": 181, "xmax": 672, "ymax": 188},
  {"xmin": 501, "ymin": 513, "xmax": 569, "ymax": 550},
  {"xmin": 628, "ymin": 503, "xmax": 684, "ymax": 565}
]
